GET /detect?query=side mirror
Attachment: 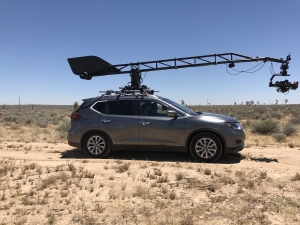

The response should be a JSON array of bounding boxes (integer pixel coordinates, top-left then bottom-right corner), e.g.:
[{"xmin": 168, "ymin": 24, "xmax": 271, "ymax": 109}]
[{"xmin": 167, "ymin": 110, "xmax": 178, "ymax": 118}]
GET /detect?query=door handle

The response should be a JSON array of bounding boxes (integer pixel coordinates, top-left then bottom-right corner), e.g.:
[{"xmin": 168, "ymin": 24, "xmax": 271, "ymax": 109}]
[
  {"xmin": 101, "ymin": 119, "xmax": 111, "ymax": 123},
  {"xmin": 139, "ymin": 121, "xmax": 149, "ymax": 125}
]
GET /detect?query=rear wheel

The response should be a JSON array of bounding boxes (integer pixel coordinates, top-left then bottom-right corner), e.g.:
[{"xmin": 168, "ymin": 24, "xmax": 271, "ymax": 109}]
[
  {"xmin": 190, "ymin": 133, "xmax": 222, "ymax": 163},
  {"xmin": 83, "ymin": 132, "xmax": 111, "ymax": 158}
]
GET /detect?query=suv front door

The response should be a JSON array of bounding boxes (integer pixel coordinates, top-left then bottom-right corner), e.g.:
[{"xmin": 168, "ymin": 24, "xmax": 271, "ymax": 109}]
[{"xmin": 138, "ymin": 100, "xmax": 186, "ymax": 149}]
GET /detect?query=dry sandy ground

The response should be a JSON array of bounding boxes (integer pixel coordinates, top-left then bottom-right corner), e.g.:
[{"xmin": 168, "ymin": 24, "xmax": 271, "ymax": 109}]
[{"xmin": 0, "ymin": 142, "xmax": 300, "ymax": 224}]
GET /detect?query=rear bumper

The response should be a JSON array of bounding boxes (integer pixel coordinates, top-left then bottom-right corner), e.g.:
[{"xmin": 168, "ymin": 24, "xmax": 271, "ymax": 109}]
[
  {"xmin": 67, "ymin": 141, "xmax": 81, "ymax": 149},
  {"xmin": 68, "ymin": 131, "xmax": 82, "ymax": 149}
]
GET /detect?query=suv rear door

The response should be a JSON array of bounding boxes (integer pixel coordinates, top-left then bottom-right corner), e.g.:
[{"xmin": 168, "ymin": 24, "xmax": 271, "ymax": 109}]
[{"xmin": 92, "ymin": 100, "xmax": 139, "ymax": 147}]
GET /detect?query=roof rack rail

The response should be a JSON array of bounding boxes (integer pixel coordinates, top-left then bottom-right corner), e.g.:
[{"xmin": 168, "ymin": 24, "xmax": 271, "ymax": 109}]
[{"xmin": 99, "ymin": 87, "xmax": 159, "ymax": 97}]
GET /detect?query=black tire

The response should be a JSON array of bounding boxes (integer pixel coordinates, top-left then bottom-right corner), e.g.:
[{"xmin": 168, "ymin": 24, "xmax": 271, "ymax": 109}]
[
  {"xmin": 83, "ymin": 132, "xmax": 111, "ymax": 158},
  {"xmin": 190, "ymin": 132, "xmax": 222, "ymax": 163}
]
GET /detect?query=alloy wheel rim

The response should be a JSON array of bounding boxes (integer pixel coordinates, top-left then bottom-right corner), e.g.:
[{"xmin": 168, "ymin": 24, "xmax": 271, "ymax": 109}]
[
  {"xmin": 195, "ymin": 138, "xmax": 217, "ymax": 159},
  {"xmin": 87, "ymin": 136, "xmax": 105, "ymax": 155}
]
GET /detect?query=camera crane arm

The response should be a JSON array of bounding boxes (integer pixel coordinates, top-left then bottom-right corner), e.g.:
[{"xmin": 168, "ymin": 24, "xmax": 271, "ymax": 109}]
[{"xmin": 67, "ymin": 52, "xmax": 298, "ymax": 93}]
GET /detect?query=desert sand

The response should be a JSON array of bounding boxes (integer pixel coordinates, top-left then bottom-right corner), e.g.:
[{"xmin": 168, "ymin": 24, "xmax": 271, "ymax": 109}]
[{"xmin": 0, "ymin": 141, "xmax": 299, "ymax": 225}]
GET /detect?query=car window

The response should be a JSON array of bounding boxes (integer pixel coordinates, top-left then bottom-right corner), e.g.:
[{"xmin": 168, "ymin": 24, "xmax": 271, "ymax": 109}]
[
  {"xmin": 140, "ymin": 100, "xmax": 169, "ymax": 117},
  {"xmin": 104, "ymin": 100, "xmax": 137, "ymax": 115},
  {"xmin": 161, "ymin": 98, "xmax": 198, "ymax": 115},
  {"xmin": 91, "ymin": 101, "xmax": 107, "ymax": 113}
]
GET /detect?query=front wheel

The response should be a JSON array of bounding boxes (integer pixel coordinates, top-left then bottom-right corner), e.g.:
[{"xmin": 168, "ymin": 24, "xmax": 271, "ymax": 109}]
[
  {"xmin": 83, "ymin": 132, "xmax": 111, "ymax": 158},
  {"xmin": 190, "ymin": 133, "xmax": 222, "ymax": 163}
]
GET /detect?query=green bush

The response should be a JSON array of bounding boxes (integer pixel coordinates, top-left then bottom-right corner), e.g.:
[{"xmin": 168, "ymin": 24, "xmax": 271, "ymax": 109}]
[
  {"xmin": 289, "ymin": 116, "xmax": 300, "ymax": 125},
  {"xmin": 4, "ymin": 115, "xmax": 17, "ymax": 122},
  {"xmin": 56, "ymin": 118, "xmax": 70, "ymax": 132},
  {"xmin": 252, "ymin": 112, "xmax": 261, "ymax": 120},
  {"xmin": 73, "ymin": 101, "xmax": 79, "ymax": 111},
  {"xmin": 272, "ymin": 133, "xmax": 287, "ymax": 142},
  {"xmin": 251, "ymin": 119, "xmax": 279, "ymax": 135},
  {"xmin": 269, "ymin": 111, "xmax": 282, "ymax": 119},
  {"xmin": 56, "ymin": 118, "xmax": 70, "ymax": 139},
  {"xmin": 25, "ymin": 117, "xmax": 34, "ymax": 126},
  {"xmin": 283, "ymin": 123, "xmax": 297, "ymax": 136}
]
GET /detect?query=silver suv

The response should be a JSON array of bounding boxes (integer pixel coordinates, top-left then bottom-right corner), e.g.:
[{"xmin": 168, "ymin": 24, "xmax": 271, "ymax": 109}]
[{"xmin": 68, "ymin": 94, "xmax": 245, "ymax": 163}]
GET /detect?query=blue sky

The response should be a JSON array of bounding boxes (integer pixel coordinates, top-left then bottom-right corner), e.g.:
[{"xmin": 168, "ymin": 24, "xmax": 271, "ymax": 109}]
[{"xmin": 1, "ymin": 0, "xmax": 299, "ymax": 105}]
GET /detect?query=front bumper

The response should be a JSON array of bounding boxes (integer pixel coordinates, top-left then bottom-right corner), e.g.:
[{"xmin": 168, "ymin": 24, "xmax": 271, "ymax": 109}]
[{"xmin": 224, "ymin": 145, "xmax": 244, "ymax": 154}]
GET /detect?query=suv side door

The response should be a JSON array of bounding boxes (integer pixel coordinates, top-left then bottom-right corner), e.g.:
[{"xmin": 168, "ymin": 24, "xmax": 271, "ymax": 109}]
[
  {"xmin": 138, "ymin": 100, "xmax": 186, "ymax": 148},
  {"xmin": 92, "ymin": 99, "xmax": 139, "ymax": 147}
]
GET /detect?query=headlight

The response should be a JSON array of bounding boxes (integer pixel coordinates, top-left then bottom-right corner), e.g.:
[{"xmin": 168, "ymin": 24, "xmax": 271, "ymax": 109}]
[{"xmin": 224, "ymin": 122, "xmax": 242, "ymax": 130}]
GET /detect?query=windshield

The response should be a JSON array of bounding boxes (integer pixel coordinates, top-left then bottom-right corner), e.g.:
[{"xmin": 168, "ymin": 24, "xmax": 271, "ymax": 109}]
[{"xmin": 162, "ymin": 98, "xmax": 198, "ymax": 115}]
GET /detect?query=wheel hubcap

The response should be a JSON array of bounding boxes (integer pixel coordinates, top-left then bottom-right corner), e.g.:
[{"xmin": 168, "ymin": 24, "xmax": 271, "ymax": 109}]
[
  {"xmin": 195, "ymin": 138, "xmax": 217, "ymax": 159},
  {"xmin": 87, "ymin": 136, "xmax": 105, "ymax": 155}
]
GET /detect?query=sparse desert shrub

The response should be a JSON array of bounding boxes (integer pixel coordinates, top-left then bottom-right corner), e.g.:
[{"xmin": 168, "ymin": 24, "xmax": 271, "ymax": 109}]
[
  {"xmin": 175, "ymin": 172, "xmax": 184, "ymax": 181},
  {"xmin": 169, "ymin": 191, "xmax": 176, "ymax": 200},
  {"xmin": 261, "ymin": 115, "xmax": 270, "ymax": 120},
  {"xmin": 252, "ymin": 112, "xmax": 261, "ymax": 120},
  {"xmin": 116, "ymin": 163, "xmax": 130, "ymax": 173},
  {"xmin": 154, "ymin": 168, "xmax": 162, "ymax": 176},
  {"xmin": 24, "ymin": 117, "xmax": 33, "ymax": 126},
  {"xmin": 39, "ymin": 175, "xmax": 57, "ymax": 190},
  {"xmin": 241, "ymin": 120, "xmax": 252, "ymax": 129},
  {"xmin": 157, "ymin": 175, "xmax": 169, "ymax": 183},
  {"xmin": 56, "ymin": 118, "xmax": 70, "ymax": 132},
  {"xmin": 204, "ymin": 168, "xmax": 211, "ymax": 175},
  {"xmin": 35, "ymin": 117, "xmax": 49, "ymax": 128},
  {"xmin": 179, "ymin": 215, "xmax": 194, "ymax": 225},
  {"xmin": 208, "ymin": 182, "xmax": 217, "ymax": 192},
  {"xmin": 210, "ymin": 195, "xmax": 226, "ymax": 203},
  {"xmin": 46, "ymin": 213, "xmax": 56, "ymax": 224},
  {"xmin": 3, "ymin": 115, "xmax": 17, "ymax": 123},
  {"xmin": 21, "ymin": 196, "xmax": 34, "ymax": 205},
  {"xmin": 56, "ymin": 118, "xmax": 70, "ymax": 138},
  {"xmin": 251, "ymin": 119, "xmax": 279, "ymax": 135},
  {"xmin": 235, "ymin": 170, "xmax": 245, "ymax": 178},
  {"xmin": 272, "ymin": 133, "xmax": 287, "ymax": 142},
  {"xmin": 260, "ymin": 171, "xmax": 267, "ymax": 179},
  {"xmin": 219, "ymin": 175, "xmax": 235, "ymax": 184},
  {"xmin": 269, "ymin": 110, "xmax": 282, "ymax": 119},
  {"xmin": 73, "ymin": 101, "xmax": 79, "ymax": 111},
  {"xmin": 82, "ymin": 170, "xmax": 95, "ymax": 178},
  {"xmin": 291, "ymin": 173, "xmax": 300, "ymax": 181},
  {"xmin": 133, "ymin": 186, "xmax": 149, "ymax": 198},
  {"xmin": 254, "ymin": 106, "xmax": 268, "ymax": 114},
  {"xmin": 51, "ymin": 116, "xmax": 60, "ymax": 125},
  {"xmin": 283, "ymin": 123, "xmax": 297, "ymax": 136},
  {"xmin": 289, "ymin": 115, "xmax": 300, "ymax": 125},
  {"xmin": 288, "ymin": 142, "xmax": 294, "ymax": 148},
  {"xmin": 244, "ymin": 180, "xmax": 255, "ymax": 189}
]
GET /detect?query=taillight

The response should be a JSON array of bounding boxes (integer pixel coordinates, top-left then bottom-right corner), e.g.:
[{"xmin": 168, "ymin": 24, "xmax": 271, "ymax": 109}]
[{"xmin": 70, "ymin": 112, "xmax": 82, "ymax": 119}]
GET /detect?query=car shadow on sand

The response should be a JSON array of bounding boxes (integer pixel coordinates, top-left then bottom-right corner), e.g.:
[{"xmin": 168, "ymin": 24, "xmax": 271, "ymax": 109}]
[
  {"xmin": 249, "ymin": 157, "xmax": 279, "ymax": 163},
  {"xmin": 61, "ymin": 149, "xmax": 242, "ymax": 164}
]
